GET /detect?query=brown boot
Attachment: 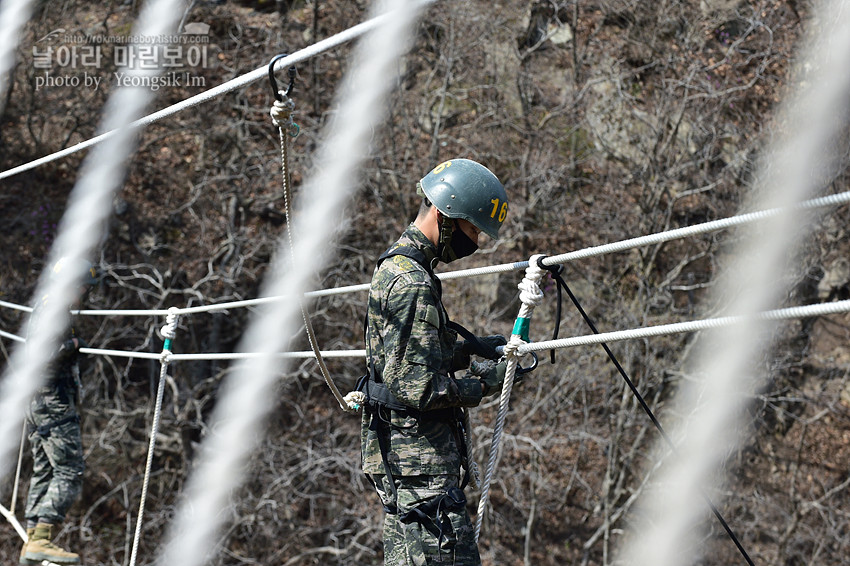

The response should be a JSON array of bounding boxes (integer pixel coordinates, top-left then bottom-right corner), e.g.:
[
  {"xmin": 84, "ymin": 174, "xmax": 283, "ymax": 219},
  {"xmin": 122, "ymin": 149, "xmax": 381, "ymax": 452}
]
[
  {"xmin": 23, "ymin": 523, "xmax": 80, "ymax": 565},
  {"xmin": 19, "ymin": 527, "xmax": 35, "ymax": 565}
]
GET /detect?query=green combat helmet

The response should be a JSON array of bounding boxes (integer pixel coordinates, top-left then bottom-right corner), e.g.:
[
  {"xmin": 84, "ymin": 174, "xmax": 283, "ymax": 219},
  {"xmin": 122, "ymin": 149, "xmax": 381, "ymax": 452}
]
[
  {"xmin": 418, "ymin": 158, "xmax": 508, "ymax": 240},
  {"xmin": 50, "ymin": 257, "xmax": 99, "ymax": 286}
]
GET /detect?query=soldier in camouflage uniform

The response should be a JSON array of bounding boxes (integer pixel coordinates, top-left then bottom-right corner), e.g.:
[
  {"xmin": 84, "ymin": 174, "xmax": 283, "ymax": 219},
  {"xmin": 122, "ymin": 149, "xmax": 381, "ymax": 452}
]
[
  {"xmin": 20, "ymin": 258, "xmax": 98, "ymax": 565},
  {"xmin": 361, "ymin": 159, "xmax": 510, "ymax": 566}
]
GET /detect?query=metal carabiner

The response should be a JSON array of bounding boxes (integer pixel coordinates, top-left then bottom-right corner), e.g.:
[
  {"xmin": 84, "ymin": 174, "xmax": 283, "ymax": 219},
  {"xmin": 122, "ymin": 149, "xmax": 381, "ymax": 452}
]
[
  {"xmin": 516, "ymin": 352, "xmax": 539, "ymax": 375},
  {"xmin": 268, "ymin": 53, "xmax": 297, "ymax": 101}
]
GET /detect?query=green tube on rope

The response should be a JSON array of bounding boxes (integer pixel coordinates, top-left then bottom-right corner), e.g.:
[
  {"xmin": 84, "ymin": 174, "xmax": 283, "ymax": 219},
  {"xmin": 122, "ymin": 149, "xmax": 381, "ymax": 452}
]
[
  {"xmin": 512, "ymin": 317, "xmax": 530, "ymax": 342},
  {"xmin": 163, "ymin": 338, "xmax": 172, "ymax": 352}
]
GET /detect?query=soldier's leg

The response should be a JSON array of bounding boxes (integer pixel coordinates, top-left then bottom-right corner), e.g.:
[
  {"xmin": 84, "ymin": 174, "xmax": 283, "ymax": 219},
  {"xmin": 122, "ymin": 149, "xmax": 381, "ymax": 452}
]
[
  {"xmin": 370, "ymin": 474, "xmax": 407, "ymax": 566},
  {"xmin": 23, "ymin": 421, "xmax": 83, "ymax": 565},
  {"xmin": 395, "ymin": 475, "xmax": 480, "ymax": 566},
  {"xmin": 35, "ymin": 419, "xmax": 84, "ymax": 523},
  {"xmin": 24, "ymin": 432, "xmax": 53, "ymax": 525}
]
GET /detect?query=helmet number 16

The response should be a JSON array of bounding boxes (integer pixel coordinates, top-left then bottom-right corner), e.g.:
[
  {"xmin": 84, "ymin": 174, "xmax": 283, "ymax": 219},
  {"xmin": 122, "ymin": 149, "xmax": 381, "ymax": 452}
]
[{"xmin": 490, "ymin": 198, "xmax": 508, "ymax": 223}]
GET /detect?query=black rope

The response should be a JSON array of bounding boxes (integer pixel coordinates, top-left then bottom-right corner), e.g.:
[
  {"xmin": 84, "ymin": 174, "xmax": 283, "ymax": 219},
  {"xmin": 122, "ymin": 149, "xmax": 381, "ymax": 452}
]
[{"xmin": 536, "ymin": 256, "xmax": 756, "ymax": 566}]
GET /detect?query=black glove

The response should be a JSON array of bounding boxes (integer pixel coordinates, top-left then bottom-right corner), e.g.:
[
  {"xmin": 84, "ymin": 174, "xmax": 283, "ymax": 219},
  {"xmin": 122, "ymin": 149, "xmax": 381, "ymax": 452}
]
[
  {"xmin": 452, "ymin": 343, "xmax": 471, "ymax": 371},
  {"xmin": 463, "ymin": 334, "xmax": 507, "ymax": 360},
  {"xmin": 475, "ymin": 359, "xmax": 507, "ymax": 396}
]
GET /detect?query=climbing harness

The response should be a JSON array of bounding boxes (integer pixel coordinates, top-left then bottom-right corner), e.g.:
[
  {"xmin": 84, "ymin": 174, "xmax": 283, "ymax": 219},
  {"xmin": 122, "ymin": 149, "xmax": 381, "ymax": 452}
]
[
  {"xmin": 536, "ymin": 256, "xmax": 756, "ymax": 566},
  {"xmin": 128, "ymin": 307, "xmax": 179, "ymax": 566},
  {"xmin": 357, "ymin": 243, "xmax": 491, "ymax": 526},
  {"xmin": 269, "ymin": 55, "xmax": 353, "ymax": 412},
  {"xmin": 28, "ymin": 413, "xmax": 80, "ymax": 438}
]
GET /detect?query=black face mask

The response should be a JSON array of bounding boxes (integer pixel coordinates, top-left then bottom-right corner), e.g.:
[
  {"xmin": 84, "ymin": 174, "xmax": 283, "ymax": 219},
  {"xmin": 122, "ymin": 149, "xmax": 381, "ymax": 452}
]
[{"xmin": 439, "ymin": 220, "xmax": 479, "ymax": 263}]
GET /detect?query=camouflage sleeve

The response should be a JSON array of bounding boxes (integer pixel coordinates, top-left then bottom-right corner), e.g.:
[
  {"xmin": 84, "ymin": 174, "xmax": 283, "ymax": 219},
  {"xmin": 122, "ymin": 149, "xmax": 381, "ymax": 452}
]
[{"xmin": 381, "ymin": 277, "xmax": 483, "ymax": 411}]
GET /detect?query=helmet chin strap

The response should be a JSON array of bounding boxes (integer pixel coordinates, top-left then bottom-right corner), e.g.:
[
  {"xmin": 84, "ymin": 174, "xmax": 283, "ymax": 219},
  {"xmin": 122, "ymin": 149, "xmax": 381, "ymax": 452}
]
[{"xmin": 437, "ymin": 212, "xmax": 458, "ymax": 263}]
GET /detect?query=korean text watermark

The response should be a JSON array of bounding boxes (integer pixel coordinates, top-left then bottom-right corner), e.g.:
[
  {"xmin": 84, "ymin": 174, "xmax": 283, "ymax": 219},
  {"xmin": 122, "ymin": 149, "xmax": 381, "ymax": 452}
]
[{"xmin": 32, "ymin": 26, "xmax": 211, "ymax": 92}]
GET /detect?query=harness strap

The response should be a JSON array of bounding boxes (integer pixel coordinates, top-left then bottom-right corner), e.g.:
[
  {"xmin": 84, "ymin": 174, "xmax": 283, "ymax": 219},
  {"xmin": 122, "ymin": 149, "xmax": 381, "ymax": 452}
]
[
  {"xmin": 365, "ymin": 244, "xmax": 474, "ymax": 508},
  {"xmin": 379, "ymin": 245, "xmax": 494, "ymax": 358},
  {"xmin": 30, "ymin": 413, "xmax": 79, "ymax": 437}
]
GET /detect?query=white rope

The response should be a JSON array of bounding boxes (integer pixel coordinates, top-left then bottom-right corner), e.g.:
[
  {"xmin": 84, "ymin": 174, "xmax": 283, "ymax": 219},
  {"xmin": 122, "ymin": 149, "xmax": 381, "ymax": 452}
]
[
  {"xmin": 0, "ymin": 0, "xmax": 38, "ymax": 116},
  {"xmin": 0, "ymin": 189, "xmax": 847, "ymax": 324},
  {"xmin": 440, "ymin": 189, "xmax": 850, "ymax": 280},
  {"xmin": 0, "ymin": 300, "xmax": 32, "ymax": 313},
  {"xmin": 0, "ymin": 0, "xmax": 186, "ymax": 514},
  {"xmin": 619, "ymin": 0, "xmax": 850, "ymax": 562},
  {"xmin": 539, "ymin": 190, "xmax": 850, "ymax": 268},
  {"xmin": 515, "ymin": 299, "xmax": 850, "ymax": 354},
  {"xmin": 128, "ymin": 307, "xmax": 178, "ymax": 566},
  {"xmin": 475, "ymin": 255, "xmax": 546, "ymax": 542},
  {"xmin": 5, "ymin": 298, "xmax": 847, "ymax": 361},
  {"xmin": 0, "ymin": 501, "xmax": 27, "ymax": 541},
  {"xmin": 153, "ymin": 3, "xmax": 427, "ymax": 565},
  {"xmin": 0, "ymin": 329, "xmax": 25, "ymax": 343},
  {"xmin": 78, "ymin": 347, "xmax": 366, "ymax": 361},
  {"xmin": 0, "ymin": 2, "xmax": 434, "ymax": 182}
]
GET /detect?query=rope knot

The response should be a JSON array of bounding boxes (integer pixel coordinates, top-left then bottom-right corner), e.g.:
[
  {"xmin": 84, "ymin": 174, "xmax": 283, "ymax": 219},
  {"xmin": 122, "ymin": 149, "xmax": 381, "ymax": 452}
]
[
  {"xmin": 270, "ymin": 97, "xmax": 300, "ymax": 137},
  {"xmin": 160, "ymin": 307, "xmax": 179, "ymax": 341},
  {"xmin": 517, "ymin": 254, "xmax": 546, "ymax": 307},
  {"xmin": 343, "ymin": 391, "xmax": 366, "ymax": 412},
  {"xmin": 160, "ymin": 307, "xmax": 179, "ymax": 360},
  {"xmin": 503, "ymin": 334, "xmax": 525, "ymax": 357}
]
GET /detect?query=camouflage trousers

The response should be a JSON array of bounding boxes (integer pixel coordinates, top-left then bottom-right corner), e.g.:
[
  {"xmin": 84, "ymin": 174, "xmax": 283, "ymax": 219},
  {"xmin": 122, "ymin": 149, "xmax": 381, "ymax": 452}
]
[
  {"xmin": 25, "ymin": 415, "xmax": 84, "ymax": 524},
  {"xmin": 372, "ymin": 474, "xmax": 480, "ymax": 566}
]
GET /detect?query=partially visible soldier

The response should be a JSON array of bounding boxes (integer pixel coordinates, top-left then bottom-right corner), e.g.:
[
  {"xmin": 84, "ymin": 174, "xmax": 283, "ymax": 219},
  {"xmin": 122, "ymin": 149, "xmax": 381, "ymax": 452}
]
[
  {"xmin": 360, "ymin": 158, "xmax": 510, "ymax": 565},
  {"xmin": 20, "ymin": 257, "xmax": 98, "ymax": 566}
]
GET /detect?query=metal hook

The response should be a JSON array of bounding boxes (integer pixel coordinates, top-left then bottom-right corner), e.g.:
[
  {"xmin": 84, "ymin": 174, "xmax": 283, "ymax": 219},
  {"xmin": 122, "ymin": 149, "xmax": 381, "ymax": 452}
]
[
  {"xmin": 516, "ymin": 352, "xmax": 539, "ymax": 375},
  {"xmin": 268, "ymin": 54, "xmax": 297, "ymax": 101}
]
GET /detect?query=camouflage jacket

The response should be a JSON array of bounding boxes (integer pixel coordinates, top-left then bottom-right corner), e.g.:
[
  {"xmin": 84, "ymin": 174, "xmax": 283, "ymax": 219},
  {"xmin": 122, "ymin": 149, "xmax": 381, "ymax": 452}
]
[
  {"xmin": 361, "ymin": 225, "xmax": 483, "ymax": 476},
  {"xmin": 26, "ymin": 296, "xmax": 83, "ymax": 427}
]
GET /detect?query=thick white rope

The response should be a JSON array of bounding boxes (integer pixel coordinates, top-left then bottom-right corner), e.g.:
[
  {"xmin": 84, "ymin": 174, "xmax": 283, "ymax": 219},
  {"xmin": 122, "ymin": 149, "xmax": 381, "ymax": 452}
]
[
  {"xmin": 78, "ymin": 347, "xmax": 367, "ymax": 361},
  {"xmin": 440, "ymin": 189, "xmax": 850, "ymax": 280},
  {"xmin": 475, "ymin": 255, "xmax": 546, "ymax": 542},
  {"xmin": 618, "ymin": 0, "xmax": 850, "ymax": 562},
  {"xmin": 152, "ymin": 3, "xmax": 427, "ymax": 565},
  {"xmin": 6, "ymin": 298, "xmax": 850, "ymax": 359},
  {"xmin": 0, "ymin": 2, "xmax": 434, "ymax": 182},
  {"xmin": 5, "ymin": 299, "xmax": 850, "ymax": 361},
  {"xmin": 0, "ymin": 0, "xmax": 186, "ymax": 515},
  {"xmin": 0, "ymin": 188, "xmax": 842, "ymax": 321},
  {"xmin": 515, "ymin": 299, "xmax": 850, "ymax": 354},
  {"xmin": 539, "ymin": 190, "xmax": 850, "ymax": 268},
  {"xmin": 128, "ymin": 308, "xmax": 178, "ymax": 566},
  {"xmin": 0, "ymin": 0, "xmax": 38, "ymax": 116}
]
